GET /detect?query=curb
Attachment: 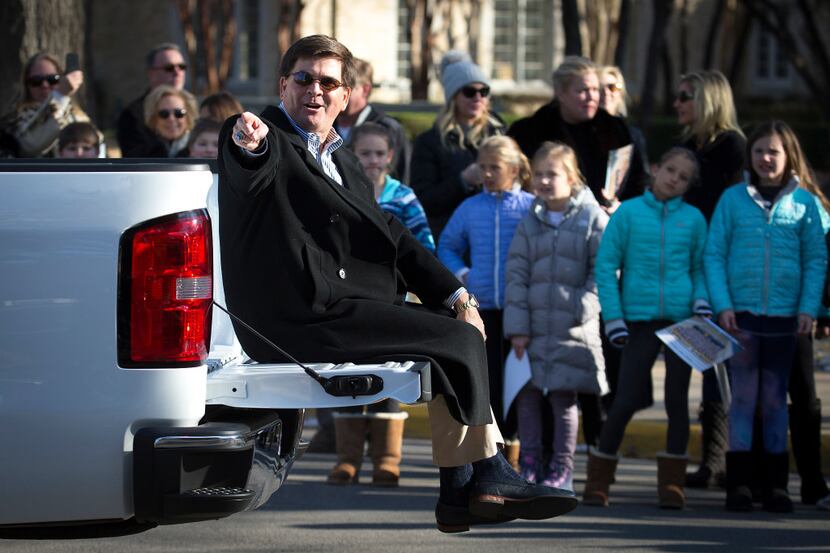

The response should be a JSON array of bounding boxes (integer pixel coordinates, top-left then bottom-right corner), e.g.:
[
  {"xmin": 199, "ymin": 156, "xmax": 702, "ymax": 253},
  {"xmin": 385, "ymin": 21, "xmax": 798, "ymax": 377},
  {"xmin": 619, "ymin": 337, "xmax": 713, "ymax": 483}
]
[{"xmin": 400, "ymin": 404, "xmax": 830, "ymax": 473}]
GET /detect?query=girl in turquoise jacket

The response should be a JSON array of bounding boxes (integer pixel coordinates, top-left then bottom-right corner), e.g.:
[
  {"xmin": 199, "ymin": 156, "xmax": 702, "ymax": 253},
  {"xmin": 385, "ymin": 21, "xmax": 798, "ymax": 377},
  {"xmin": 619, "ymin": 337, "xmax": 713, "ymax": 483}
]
[
  {"xmin": 704, "ymin": 121, "xmax": 827, "ymax": 513},
  {"xmin": 585, "ymin": 148, "xmax": 710, "ymax": 510}
]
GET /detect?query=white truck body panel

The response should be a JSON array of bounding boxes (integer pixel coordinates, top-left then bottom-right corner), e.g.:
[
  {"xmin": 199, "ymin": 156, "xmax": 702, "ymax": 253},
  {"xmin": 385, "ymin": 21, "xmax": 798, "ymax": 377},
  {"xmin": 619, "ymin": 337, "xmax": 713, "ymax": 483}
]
[{"xmin": 0, "ymin": 163, "xmax": 428, "ymax": 527}]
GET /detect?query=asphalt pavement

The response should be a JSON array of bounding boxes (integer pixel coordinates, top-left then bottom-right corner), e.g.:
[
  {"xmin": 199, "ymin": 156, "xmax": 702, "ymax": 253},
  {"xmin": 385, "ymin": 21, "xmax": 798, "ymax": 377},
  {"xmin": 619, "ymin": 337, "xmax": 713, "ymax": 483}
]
[{"xmin": 2, "ymin": 438, "xmax": 828, "ymax": 553}]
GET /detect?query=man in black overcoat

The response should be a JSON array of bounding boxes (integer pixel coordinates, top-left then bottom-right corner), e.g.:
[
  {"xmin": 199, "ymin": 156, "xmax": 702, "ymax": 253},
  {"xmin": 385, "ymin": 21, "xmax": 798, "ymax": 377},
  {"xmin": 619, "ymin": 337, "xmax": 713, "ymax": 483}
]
[{"xmin": 218, "ymin": 35, "xmax": 575, "ymax": 533}]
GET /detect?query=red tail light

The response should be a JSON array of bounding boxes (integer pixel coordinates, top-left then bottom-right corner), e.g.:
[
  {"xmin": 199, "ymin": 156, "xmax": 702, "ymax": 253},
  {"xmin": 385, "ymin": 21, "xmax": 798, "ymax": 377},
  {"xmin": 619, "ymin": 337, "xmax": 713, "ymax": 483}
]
[{"xmin": 119, "ymin": 210, "xmax": 212, "ymax": 367}]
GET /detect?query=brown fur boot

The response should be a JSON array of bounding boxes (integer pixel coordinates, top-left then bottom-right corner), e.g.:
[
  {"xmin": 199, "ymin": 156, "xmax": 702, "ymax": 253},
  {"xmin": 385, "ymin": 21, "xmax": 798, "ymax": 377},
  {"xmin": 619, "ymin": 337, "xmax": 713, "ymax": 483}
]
[
  {"xmin": 327, "ymin": 417, "xmax": 368, "ymax": 485},
  {"xmin": 583, "ymin": 449, "xmax": 619, "ymax": 507},
  {"xmin": 657, "ymin": 452, "xmax": 688, "ymax": 509},
  {"xmin": 503, "ymin": 441, "xmax": 521, "ymax": 472},
  {"xmin": 369, "ymin": 416, "xmax": 406, "ymax": 487}
]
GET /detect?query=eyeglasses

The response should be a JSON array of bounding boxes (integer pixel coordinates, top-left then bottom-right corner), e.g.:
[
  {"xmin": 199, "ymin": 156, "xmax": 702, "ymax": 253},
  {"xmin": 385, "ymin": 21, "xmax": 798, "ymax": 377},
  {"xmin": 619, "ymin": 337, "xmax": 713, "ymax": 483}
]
[
  {"xmin": 157, "ymin": 108, "xmax": 187, "ymax": 119},
  {"xmin": 604, "ymin": 82, "xmax": 623, "ymax": 93},
  {"xmin": 27, "ymin": 74, "xmax": 61, "ymax": 87},
  {"xmin": 460, "ymin": 86, "xmax": 490, "ymax": 98},
  {"xmin": 675, "ymin": 90, "xmax": 694, "ymax": 103},
  {"xmin": 153, "ymin": 63, "xmax": 187, "ymax": 73},
  {"xmin": 291, "ymin": 70, "xmax": 343, "ymax": 92}
]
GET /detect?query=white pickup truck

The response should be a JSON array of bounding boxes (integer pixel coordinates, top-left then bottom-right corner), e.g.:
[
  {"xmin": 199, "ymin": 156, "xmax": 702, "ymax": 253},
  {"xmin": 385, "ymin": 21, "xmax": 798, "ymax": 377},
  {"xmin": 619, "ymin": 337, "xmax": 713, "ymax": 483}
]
[{"xmin": 0, "ymin": 159, "xmax": 430, "ymax": 535}]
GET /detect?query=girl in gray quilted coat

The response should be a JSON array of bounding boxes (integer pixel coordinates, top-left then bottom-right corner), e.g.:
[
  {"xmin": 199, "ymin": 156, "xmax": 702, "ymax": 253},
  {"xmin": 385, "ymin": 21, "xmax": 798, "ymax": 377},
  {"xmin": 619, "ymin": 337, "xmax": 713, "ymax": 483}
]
[{"xmin": 504, "ymin": 142, "xmax": 609, "ymax": 491}]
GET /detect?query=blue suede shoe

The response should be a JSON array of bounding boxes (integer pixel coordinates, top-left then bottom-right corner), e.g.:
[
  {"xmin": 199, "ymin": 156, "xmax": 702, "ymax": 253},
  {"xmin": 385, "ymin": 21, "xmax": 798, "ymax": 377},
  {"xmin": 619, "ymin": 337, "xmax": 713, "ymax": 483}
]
[{"xmin": 469, "ymin": 453, "xmax": 578, "ymax": 520}]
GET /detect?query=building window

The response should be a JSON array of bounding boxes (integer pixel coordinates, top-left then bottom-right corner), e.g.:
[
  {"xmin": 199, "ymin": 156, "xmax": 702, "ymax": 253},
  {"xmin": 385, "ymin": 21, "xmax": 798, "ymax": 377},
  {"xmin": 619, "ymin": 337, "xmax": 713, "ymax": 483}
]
[
  {"xmin": 493, "ymin": 0, "xmax": 551, "ymax": 82},
  {"xmin": 756, "ymin": 29, "xmax": 788, "ymax": 82},
  {"xmin": 397, "ymin": 0, "xmax": 412, "ymax": 79}
]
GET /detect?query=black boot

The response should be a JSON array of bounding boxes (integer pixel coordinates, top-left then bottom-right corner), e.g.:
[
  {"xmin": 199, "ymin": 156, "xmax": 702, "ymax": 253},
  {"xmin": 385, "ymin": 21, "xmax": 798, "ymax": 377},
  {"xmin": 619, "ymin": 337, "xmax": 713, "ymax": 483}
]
[
  {"xmin": 763, "ymin": 452, "xmax": 794, "ymax": 513},
  {"xmin": 725, "ymin": 451, "xmax": 753, "ymax": 512},
  {"xmin": 687, "ymin": 402, "xmax": 728, "ymax": 488},
  {"xmin": 790, "ymin": 400, "xmax": 830, "ymax": 505}
]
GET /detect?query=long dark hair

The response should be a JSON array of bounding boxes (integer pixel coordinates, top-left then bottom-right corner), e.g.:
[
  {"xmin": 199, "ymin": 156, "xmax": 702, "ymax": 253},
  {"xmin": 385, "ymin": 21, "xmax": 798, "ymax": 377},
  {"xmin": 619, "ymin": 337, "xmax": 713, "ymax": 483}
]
[{"xmin": 746, "ymin": 120, "xmax": 830, "ymax": 214}]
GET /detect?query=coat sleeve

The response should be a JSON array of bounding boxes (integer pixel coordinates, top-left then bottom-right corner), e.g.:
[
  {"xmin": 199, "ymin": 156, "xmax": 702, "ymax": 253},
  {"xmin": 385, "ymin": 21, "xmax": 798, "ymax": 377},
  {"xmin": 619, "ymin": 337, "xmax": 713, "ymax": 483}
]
[
  {"xmin": 503, "ymin": 220, "xmax": 532, "ymax": 338},
  {"xmin": 409, "ymin": 130, "xmax": 469, "ymax": 220},
  {"xmin": 388, "ymin": 213, "xmax": 462, "ymax": 307},
  {"xmin": 703, "ymin": 193, "xmax": 734, "ymax": 316},
  {"xmin": 217, "ymin": 116, "xmax": 279, "ymax": 198},
  {"xmin": 14, "ymin": 95, "xmax": 73, "ymax": 156},
  {"xmin": 798, "ymin": 199, "xmax": 828, "ymax": 318},
  {"xmin": 436, "ymin": 205, "xmax": 470, "ymax": 277},
  {"xmin": 595, "ymin": 207, "xmax": 627, "ymax": 321},
  {"xmin": 690, "ymin": 210, "xmax": 710, "ymax": 305},
  {"xmin": 583, "ymin": 208, "xmax": 609, "ymax": 296}
]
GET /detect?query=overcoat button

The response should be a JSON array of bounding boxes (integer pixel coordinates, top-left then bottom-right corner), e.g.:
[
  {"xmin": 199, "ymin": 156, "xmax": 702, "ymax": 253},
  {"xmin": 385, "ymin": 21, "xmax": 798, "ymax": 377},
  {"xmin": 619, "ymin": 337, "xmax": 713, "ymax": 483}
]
[
  {"xmin": 338, "ymin": 268, "xmax": 347, "ymax": 279},
  {"xmin": 330, "ymin": 213, "xmax": 341, "ymax": 223}
]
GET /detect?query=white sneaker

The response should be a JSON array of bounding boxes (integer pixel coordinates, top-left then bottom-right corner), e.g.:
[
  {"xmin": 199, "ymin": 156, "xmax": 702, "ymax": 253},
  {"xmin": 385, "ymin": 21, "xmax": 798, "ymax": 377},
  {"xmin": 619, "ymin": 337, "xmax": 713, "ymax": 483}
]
[{"xmin": 816, "ymin": 493, "xmax": 830, "ymax": 511}]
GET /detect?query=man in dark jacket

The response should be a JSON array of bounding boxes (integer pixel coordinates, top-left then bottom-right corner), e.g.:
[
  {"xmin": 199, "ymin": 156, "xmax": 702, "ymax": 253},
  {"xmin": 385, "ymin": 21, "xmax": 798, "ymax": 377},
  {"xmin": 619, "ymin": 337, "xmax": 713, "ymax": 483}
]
[
  {"xmin": 334, "ymin": 58, "xmax": 409, "ymax": 182},
  {"xmin": 219, "ymin": 34, "xmax": 575, "ymax": 533},
  {"xmin": 117, "ymin": 43, "xmax": 187, "ymax": 157},
  {"xmin": 508, "ymin": 56, "xmax": 649, "ymax": 210}
]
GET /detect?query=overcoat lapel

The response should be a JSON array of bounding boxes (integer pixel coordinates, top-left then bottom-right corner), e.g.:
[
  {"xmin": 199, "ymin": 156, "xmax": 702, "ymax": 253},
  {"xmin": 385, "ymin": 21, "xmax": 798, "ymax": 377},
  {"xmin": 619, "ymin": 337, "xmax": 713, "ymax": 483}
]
[{"xmin": 261, "ymin": 105, "xmax": 393, "ymax": 243}]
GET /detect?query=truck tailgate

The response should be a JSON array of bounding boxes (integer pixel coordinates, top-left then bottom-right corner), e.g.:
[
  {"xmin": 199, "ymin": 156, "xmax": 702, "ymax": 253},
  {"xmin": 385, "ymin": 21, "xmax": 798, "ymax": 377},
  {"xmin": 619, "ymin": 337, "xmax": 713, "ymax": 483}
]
[{"xmin": 206, "ymin": 360, "xmax": 431, "ymax": 408}]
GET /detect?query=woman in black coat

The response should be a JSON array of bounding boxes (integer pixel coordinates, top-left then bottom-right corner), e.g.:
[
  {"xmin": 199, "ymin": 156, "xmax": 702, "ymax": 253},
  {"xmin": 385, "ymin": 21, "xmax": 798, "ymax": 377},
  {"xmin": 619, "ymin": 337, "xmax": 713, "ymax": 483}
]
[
  {"xmin": 410, "ymin": 52, "xmax": 505, "ymax": 240},
  {"xmin": 673, "ymin": 70, "xmax": 745, "ymax": 490}
]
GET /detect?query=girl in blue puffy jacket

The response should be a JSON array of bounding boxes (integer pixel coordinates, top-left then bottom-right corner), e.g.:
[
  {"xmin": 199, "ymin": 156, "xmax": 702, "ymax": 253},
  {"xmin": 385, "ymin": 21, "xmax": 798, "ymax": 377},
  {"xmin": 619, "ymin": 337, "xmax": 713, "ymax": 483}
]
[
  {"xmin": 438, "ymin": 135, "xmax": 535, "ymax": 447},
  {"xmin": 586, "ymin": 147, "xmax": 711, "ymax": 510},
  {"xmin": 704, "ymin": 121, "xmax": 827, "ymax": 513}
]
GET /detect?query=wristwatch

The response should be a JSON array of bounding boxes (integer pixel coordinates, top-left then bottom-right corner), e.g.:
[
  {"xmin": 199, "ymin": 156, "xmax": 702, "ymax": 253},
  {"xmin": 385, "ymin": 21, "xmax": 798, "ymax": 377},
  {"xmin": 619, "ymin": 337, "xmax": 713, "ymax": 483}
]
[{"xmin": 455, "ymin": 294, "xmax": 480, "ymax": 312}]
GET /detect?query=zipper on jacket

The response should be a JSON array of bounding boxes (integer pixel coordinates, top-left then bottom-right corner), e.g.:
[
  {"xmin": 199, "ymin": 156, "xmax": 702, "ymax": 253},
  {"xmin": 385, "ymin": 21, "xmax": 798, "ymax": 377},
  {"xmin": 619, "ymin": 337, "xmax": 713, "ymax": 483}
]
[
  {"xmin": 494, "ymin": 193, "xmax": 501, "ymax": 309},
  {"xmin": 762, "ymin": 204, "xmax": 775, "ymax": 313},
  {"xmin": 659, "ymin": 203, "xmax": 667, "ymax": 318}
]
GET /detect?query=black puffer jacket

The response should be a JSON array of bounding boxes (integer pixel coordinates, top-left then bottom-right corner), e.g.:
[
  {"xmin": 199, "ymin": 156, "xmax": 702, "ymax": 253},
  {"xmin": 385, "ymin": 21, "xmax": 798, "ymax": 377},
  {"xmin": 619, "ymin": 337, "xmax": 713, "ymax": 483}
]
[{"xmin": 680, "ymin": 130, "xmax": 746, "ymax": 222}]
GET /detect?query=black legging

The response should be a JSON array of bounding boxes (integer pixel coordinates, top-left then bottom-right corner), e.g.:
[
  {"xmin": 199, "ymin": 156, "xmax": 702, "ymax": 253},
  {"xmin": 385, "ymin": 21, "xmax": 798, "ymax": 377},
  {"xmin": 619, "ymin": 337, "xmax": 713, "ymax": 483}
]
[{"xmin": 598, "ymin": 320, "xmax": 692, "ymax": 456}]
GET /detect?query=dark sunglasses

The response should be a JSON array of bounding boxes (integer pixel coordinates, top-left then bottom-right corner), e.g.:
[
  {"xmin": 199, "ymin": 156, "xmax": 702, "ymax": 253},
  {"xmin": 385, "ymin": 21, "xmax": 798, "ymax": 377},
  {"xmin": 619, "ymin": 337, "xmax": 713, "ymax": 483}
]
[
  {"xmin": 27, "ymin": 74, "xmax": 61, "ymax": 87},
  {"xmin": 291, "ymin": 70, "xmax": 343, "ymax": 92},
  {"xmin": 157, "ymin": 108, "xmax": 187, "ymax": 119},
  {"xmin": 460, "ymin": 85, "xmax": 490, "ymax": 98},
  {"xmin": 154, "ymin": 63, "xmax": 187, "ymax": 73},
  {"xmin": 675, "ymin": 90, "xmax": 694, "ymax": 103}
]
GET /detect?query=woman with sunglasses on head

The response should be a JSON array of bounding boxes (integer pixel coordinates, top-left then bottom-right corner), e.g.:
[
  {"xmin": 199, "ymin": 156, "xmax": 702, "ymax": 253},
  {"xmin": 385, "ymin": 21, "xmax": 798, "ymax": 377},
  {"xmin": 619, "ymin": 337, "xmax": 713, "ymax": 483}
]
[
  {"xmin": 142, "ymin": 85, "xmax": 198, "ymax": 158},
  {"xmin": 673, "ymin": 70, "xmax": 746, "ymax": 491},
  {"xmin": 410, "ymin": 51, "xmax": 506, "ymax": 241},
  {"xmin": 7, "ymin": 52, "xmax": 90, "ymax": 157}
]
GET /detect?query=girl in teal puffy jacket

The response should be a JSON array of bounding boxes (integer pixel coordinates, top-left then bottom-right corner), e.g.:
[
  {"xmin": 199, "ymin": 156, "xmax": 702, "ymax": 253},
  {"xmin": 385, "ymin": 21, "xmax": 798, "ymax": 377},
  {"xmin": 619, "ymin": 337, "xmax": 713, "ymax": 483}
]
[
  {"xmin": 586, "ymin": 148, "xmax": 711, "ymax": 509},
  {"xmin": 704, "ymin": 121, "xmax": 827, "ymax": 513}
]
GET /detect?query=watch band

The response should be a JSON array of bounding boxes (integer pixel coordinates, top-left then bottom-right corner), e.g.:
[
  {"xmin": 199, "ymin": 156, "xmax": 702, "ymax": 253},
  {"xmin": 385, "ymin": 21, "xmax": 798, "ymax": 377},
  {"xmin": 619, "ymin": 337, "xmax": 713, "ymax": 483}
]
[{"xmin": 455, "ymin": 294, "xmax": 480, "ymax": 312}]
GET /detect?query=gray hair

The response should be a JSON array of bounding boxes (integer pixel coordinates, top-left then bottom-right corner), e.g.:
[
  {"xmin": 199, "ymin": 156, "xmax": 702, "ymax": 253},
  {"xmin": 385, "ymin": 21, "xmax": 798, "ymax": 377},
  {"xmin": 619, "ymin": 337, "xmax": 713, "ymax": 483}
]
[{"xmin": 145, "ymin": 43, "xmax": 184, "ymax": 69}]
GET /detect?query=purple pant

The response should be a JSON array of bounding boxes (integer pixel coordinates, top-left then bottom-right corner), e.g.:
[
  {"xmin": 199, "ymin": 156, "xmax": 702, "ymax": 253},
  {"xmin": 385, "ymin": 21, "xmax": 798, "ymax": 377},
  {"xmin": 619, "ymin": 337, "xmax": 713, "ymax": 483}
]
[{"xmin": 516, "ymin": 383, "xmax": 578, "ymax": 470}]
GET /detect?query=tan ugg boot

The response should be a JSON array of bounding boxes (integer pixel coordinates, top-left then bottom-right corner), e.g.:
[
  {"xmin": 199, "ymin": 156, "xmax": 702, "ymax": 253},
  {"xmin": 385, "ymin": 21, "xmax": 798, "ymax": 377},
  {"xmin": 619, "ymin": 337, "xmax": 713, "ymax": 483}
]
[
  {"xmin": 583, "ymin": 449, "xmax": 619, "ymax": 507},
  {"xmin": 657, "ymin": 452, "xmax": 688, "ymax": 509},
  {"xmin": 503, "ymin": 441, "xmax": 521, "ymax": 472},
  {"xmin": 369, "ymin": 415, "xmax": 406, "ymax": 487},
  {"xmin": 327, "ymin": 416, "xmax": 368, "ymax": 485}
]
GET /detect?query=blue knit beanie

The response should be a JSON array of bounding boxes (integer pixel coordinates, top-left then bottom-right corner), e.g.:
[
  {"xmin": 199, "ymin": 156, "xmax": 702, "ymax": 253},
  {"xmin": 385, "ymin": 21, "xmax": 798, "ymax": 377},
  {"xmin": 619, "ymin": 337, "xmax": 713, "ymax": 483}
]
[{"xmin": 440, "ymin": 51, "xmax": 489, "ymax": 104}]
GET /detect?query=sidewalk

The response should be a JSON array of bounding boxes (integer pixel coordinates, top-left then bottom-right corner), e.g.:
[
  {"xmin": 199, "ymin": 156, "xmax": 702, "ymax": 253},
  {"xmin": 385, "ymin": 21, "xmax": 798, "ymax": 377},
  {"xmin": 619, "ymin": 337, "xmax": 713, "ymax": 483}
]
[{"xmin": 391, "ymin": 360, "xmax": 830, "ymax": 471}]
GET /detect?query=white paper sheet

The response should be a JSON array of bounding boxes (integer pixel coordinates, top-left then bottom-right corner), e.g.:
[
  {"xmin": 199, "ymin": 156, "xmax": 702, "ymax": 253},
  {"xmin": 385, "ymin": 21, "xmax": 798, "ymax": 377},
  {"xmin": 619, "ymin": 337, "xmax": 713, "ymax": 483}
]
[{"xmin": 502, "ymin": 348, "xmax": 532, "ymax": 419}]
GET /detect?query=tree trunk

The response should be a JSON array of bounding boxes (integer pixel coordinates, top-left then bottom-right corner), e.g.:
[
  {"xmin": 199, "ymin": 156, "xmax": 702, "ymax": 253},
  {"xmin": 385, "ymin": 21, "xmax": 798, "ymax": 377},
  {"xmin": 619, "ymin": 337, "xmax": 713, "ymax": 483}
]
[
  {"xmin": 614, "ymin": 0, "xmax": 630, "ymax": 69},
  {"xmin": 703, "ymin": 0, "xmax": 725, "ymax": 69},
  {"xmin": 0, "ymin": 0, "xmax": 87, "ymax": 118},
  {"xmin": 561, "ymin": 0, "xmax": 583, "ymax": 56},
  {"xmin": 407, "ymin": 0, "xmax": 433, "ymax": 101},
  {"xmin": 638, "ymin": 0, "xmax": 673, "ymax": 132}
]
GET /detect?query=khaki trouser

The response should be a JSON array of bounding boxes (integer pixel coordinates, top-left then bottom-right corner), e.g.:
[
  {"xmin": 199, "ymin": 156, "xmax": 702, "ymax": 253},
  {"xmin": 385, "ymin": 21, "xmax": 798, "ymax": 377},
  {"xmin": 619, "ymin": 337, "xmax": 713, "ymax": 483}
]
[{"xmin": 428, "ymin": 394, "xmax": 503, "ymax": 467}]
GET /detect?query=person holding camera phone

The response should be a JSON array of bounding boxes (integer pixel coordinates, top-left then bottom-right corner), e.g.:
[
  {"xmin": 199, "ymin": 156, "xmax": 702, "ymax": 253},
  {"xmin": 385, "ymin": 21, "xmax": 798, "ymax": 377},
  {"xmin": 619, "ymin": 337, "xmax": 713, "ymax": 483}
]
[{"xmin": 7, "ymin": 52, "xmax": 90, "ymax": 157}]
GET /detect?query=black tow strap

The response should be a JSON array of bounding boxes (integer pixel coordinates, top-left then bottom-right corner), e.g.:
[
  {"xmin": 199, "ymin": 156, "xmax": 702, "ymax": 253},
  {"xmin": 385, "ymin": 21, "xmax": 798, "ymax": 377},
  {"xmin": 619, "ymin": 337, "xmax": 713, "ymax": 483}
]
[{"xmin": 212, "ymin": 301, "xmax": 382, "ymax": 398}]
